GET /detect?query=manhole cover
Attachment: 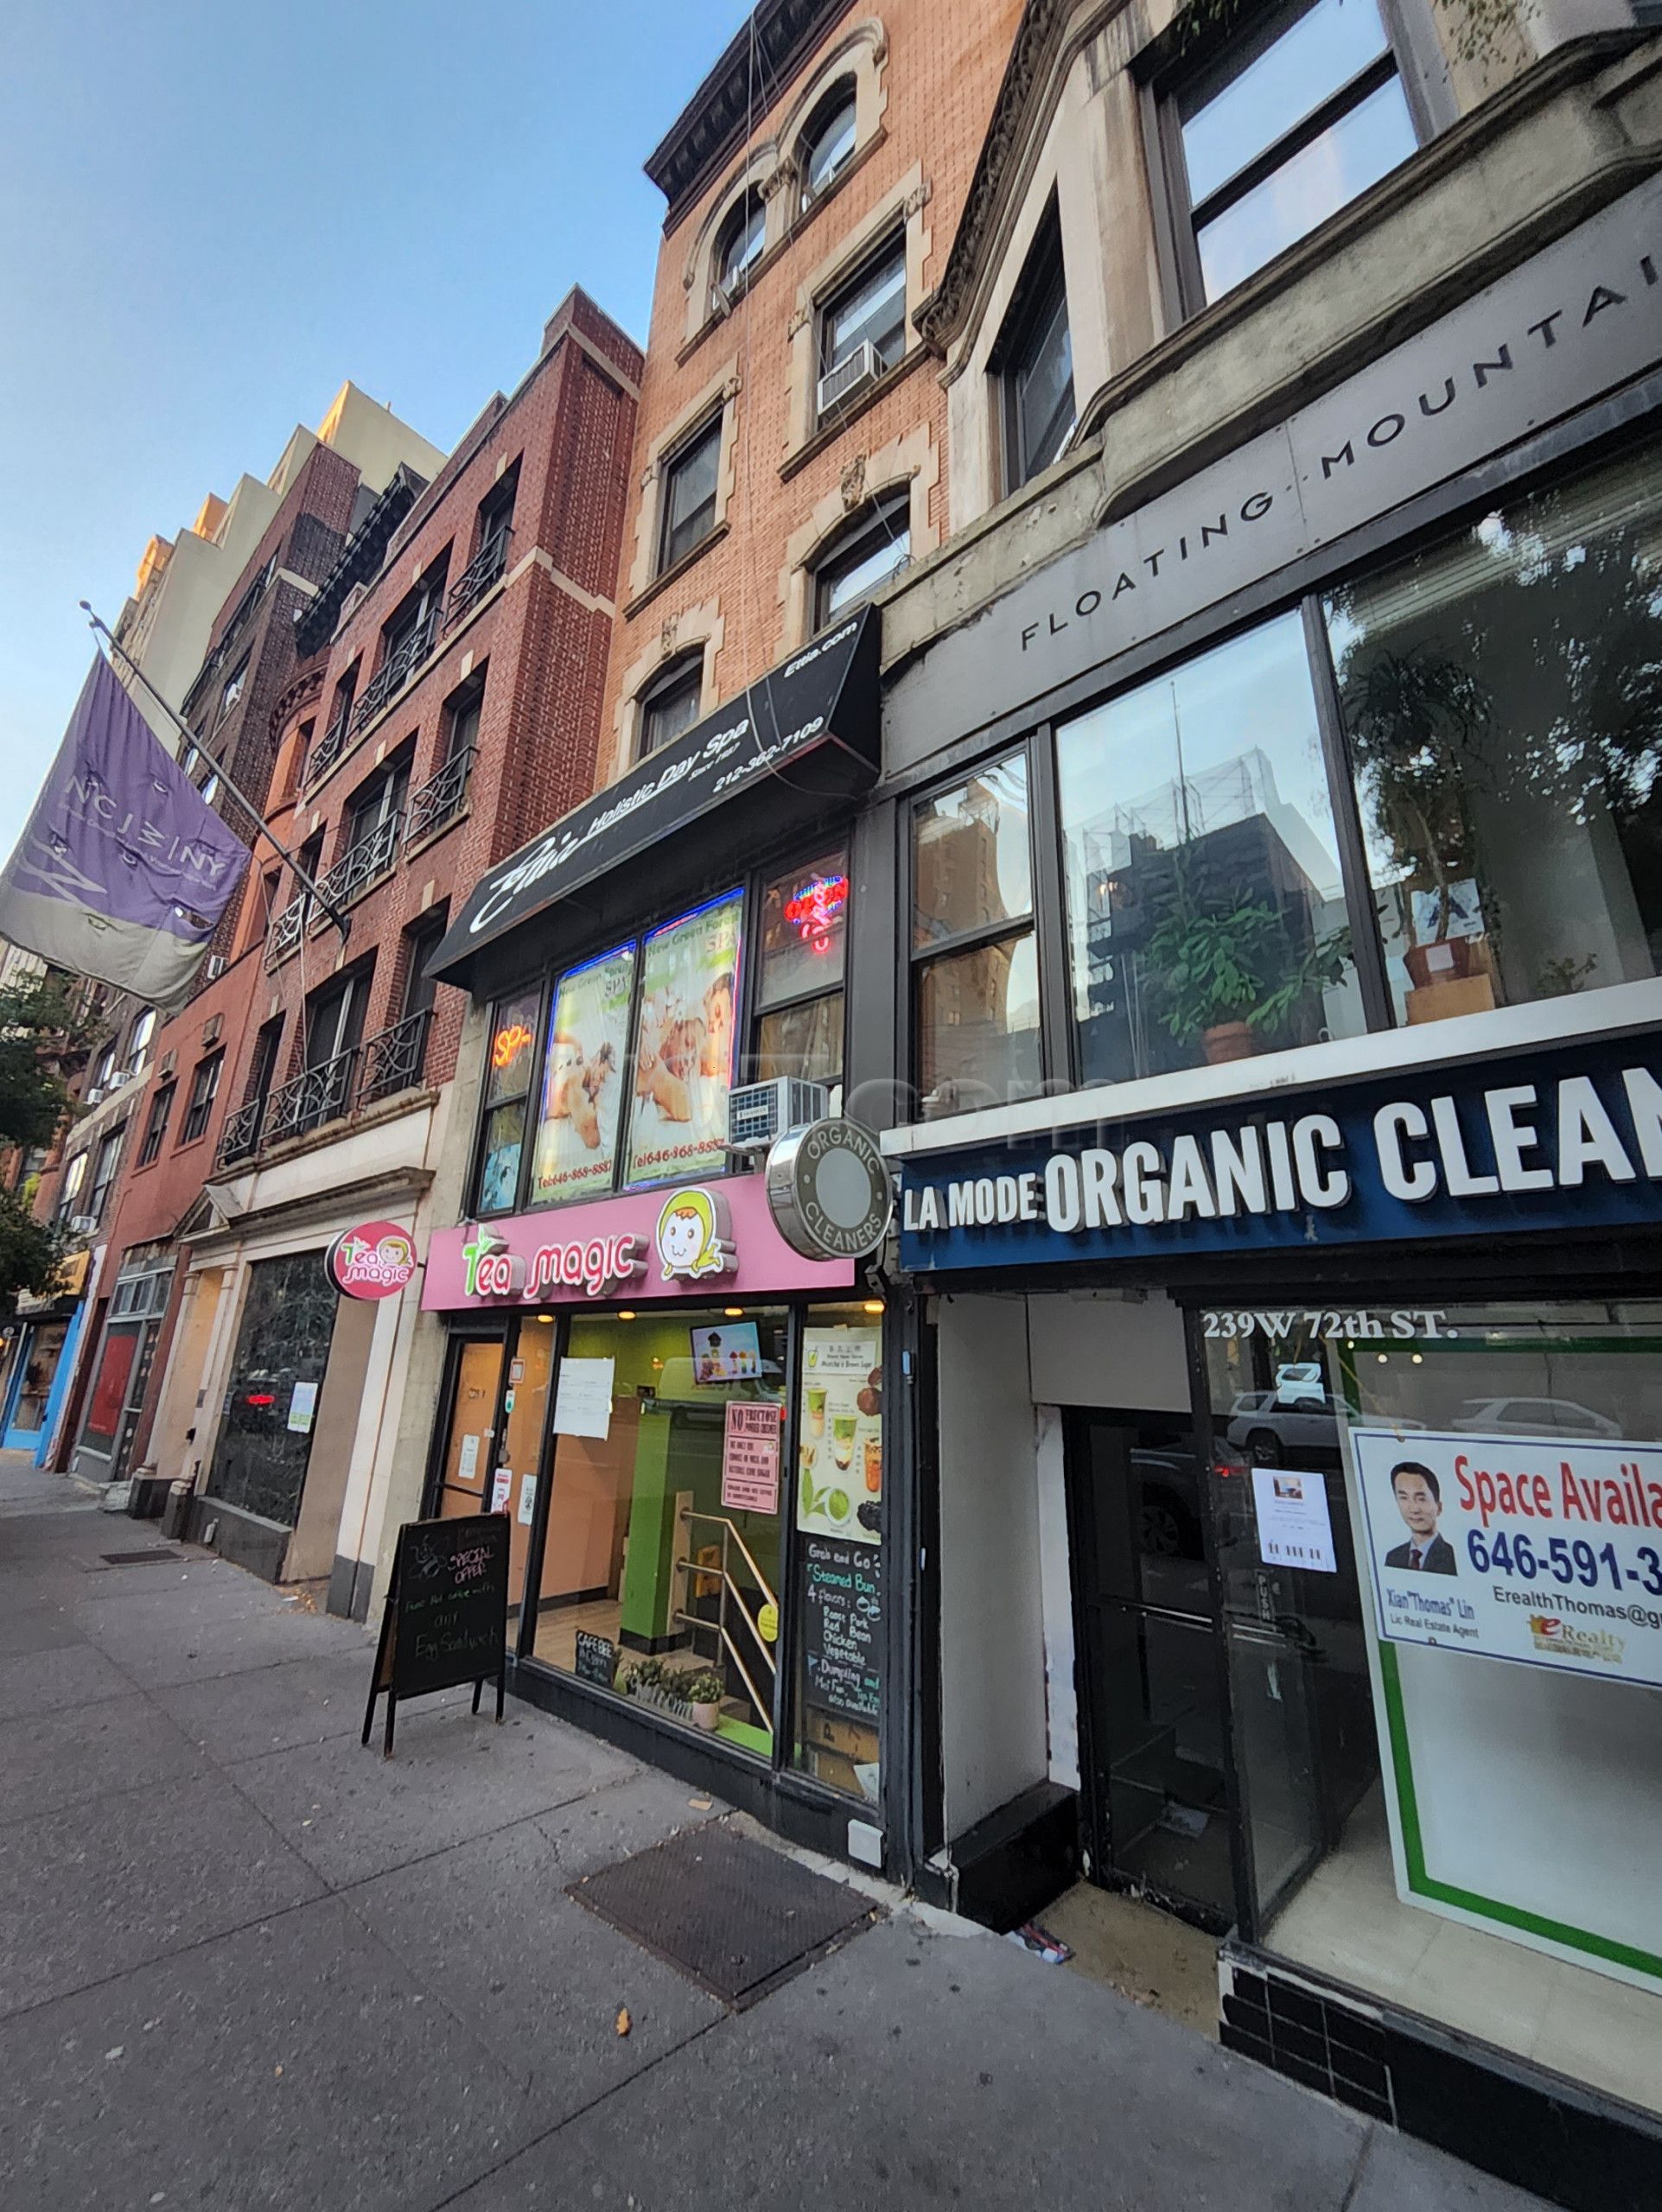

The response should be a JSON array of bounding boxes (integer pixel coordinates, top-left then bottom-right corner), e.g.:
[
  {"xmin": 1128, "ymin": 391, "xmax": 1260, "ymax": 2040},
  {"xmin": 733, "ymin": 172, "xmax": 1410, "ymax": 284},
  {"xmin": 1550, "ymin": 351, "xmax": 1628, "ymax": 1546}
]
[
  {"xmin": 99, "ymin": 1548, "xmax": 183, "ymax": 1567},
  {"xmin": 569, "ymin": 1820, "xmax": 877, "ymax": 2007}
]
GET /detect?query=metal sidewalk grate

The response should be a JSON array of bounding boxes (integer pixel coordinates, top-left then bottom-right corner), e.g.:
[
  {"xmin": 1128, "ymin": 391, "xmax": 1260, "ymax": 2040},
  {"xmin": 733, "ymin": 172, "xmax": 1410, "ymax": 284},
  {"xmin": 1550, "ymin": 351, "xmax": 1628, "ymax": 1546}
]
[
  {"xmin": 568, "ymin": 1819, "xmax": 878, "ymax": 2007},
  {"xmin": 98, "ymin": 1548, "xmax": 183, "ymax": 1567}
]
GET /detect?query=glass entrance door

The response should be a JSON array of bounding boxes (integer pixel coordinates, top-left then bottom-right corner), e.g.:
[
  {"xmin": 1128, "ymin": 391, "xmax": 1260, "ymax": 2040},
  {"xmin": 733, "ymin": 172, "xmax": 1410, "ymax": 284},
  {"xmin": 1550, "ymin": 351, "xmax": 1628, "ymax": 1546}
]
[
  {"xmin": 207, "ymin": 1253, "xmax": 338, "ymax": 1529},
  {"xmin": 434, "ymin": 1335, "xmax": 507, "ymax": 1520},
  {"xmin": 1067, "ymin": 1408, "xmax": 1238, "ymax": 1925}
]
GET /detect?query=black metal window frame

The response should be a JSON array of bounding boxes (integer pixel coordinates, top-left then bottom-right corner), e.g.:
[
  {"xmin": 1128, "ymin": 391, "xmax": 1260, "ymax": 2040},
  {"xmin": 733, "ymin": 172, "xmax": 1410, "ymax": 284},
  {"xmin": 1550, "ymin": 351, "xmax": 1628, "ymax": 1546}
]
[
  {"xmin": 992, "ymin": 201, "xmax": 1075, "ymax": 493},
  {"xmin": 655, "ymin": 415, "xmax": 723, "ymax": 578},
  {"xmin": 1149, "ymin": 0, "xmax": 1439, "ymax": 320},
  {"xmin": 749, "ymin": 847, "xmax": 852, "ymax": 1095},
  {"xmin": 137, "ymin": 1081, "xmax": 175, "ymax": 1167},
  {"xmin": 86, "ymin": 1124, "xmax": 126, "ymax": 1222},
  {"xmin": 895, "ymin": 384, "xmax": 1662, "ymax": 1117},
  {"xmin": 179, "ymin": 1052, "xmax": 223, "ymax": 1147},
  {"xmin": 465, "ymin": 835, "xmax": 856, "ymax": 1222}
]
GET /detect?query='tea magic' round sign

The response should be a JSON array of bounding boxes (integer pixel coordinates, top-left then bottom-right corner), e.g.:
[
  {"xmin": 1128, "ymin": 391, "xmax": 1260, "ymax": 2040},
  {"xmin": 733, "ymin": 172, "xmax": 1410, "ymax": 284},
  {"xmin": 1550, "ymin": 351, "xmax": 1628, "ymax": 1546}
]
[
  {"xmin": 327, "ymin": 1220, "xmax": 417, "ymax": 1300},
  {"xmin": 765, "ymin": 1118, "xmax": 893, "ymax": 1262}
]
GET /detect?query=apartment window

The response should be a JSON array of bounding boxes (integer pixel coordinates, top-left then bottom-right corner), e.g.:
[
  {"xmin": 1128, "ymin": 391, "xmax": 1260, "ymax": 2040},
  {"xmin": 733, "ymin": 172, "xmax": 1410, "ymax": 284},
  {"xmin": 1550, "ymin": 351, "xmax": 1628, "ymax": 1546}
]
[
  {"xmin": 812, "ymin": 492, "xmax": 910, "ymax": 630},
  {"xmin": 819, "ymin": 236, "xmax": 907, "ymax": 410},
  {"xmin": 54, "ymin": 1150, "xmax": 87, "ymax": 1223},
  {"xmin": 347, "ymin": 753, "xmax": 411, "ymax": 852},
  {"xmin": 244, "ymin": 1017, "xmax": 283, "ymax": 1104},
  {"xmin": 328, "ymin": 664, "xmax": 358, "ymax": 737},
  {"xmin": 912, "ymin": 755, "xmax": 1040, "ymax": 1116},
  {"xmin": 401, "ymin": 910, "xmax": 447, "ymax": 1025},
  {"xmin": 87, "ymin": 1126, "xmax": 125, "ymax": 1222},
  {"xmin": 137, "ymin": 1081, "xmax": 175, "ymax": 1167},
  {"xmin": 218, "ymin": 657, "xmax": 249, "ymax": 727},
  {"xmin": 637, "ymin": 654, "xmax": 704, "ymax": 760},
  {"xmin": 658, "ymin": 417, "xmax": 722, "ymax": 574},
  {"xmin": 1166, "ymin": 0, "xmax": 1420, "ymax": 305},
  {"xmin": 380, "ymin": 556, "xmax": 449, "ymax": 675},
  {"xmin": 799, "ymin": 85, "xmax": 856, "ymax": 209},
  {"xmin": 305, "ymin": 969, "xmax": 368, "ymax": 1071},
  {"xmin": 127, "ymin": 1007, "xmax": 157, "ymax": 1073},
  {"xmin": 715, "ymin": 189, "xmax": 766, "ymax": 303},
  {"xmin": 89, "ymin": 1040, "xmax": 117, "ymax": 1094},
  {"xmin": 180, "ymin": 1052, "xmax": 222, "ymax": 1145},
  {"xmin": 997, "ymin": 213, "xmax": 1075, "ymax": 491},
  {"xmin": 477, "ymin": 987, "xmax": 542, "ymax": 1214},
  {"xmin": 444, "ymin": 671, "xmax": 486, "ymax": 764},
  {"xmin": 752, "ymin": 849, "xmax": 849, "ymax": 1094},
  {"xmin": 477, "ymin": 464, "xmax": 518, "ymax": 560}
]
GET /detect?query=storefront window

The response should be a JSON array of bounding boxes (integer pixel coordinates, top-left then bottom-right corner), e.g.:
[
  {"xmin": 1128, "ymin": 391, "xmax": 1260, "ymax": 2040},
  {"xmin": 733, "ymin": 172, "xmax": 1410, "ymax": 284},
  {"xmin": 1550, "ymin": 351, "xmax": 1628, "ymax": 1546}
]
[
  {"xmin": 530, "ymin": 944, "xmax": 635, "ymax": 1206},
  {"xmin": 434, "ymin": 1336, "xmax": 506, "ymax": 1519},
  {"xmin": 753, "ymin": 852, "xmax": 848, "ymax": 1092},
  {"xmin": 913, "ymin": 758, "xmax": 1040, "ymax": 1114},
  {"xmin": 206, "ymin": 1252, "xmax": 338, "ymax": 1527},
  {"xmin": 625, "ymin": 892, "xmax": 743, "ymax": 1187},
  {"xmin": 1202, "ymin": 1298, "xmax": 1662, "ymax": 2120},
  {"xmin": 792, "ymin": 1305, "xmax": 885, "ymax": 1802},
  {"xmin": 498, "ymin": 1314, "xmax": 555, "ymax": 1641},
  {"xmin": 80, "ymin": 1324, "xmax": 139, "ymax": 1456},
  {"xmin": 528, "ymin": 1307, "xmax": 787, "ymax": 1757},
  {"xmin": 478, "ymin": 988, "xmax": 542, "ymax": 1214},
  {"xmin": 1325, "ymin": 447, "xmax": 1662, "ymax": 1027},
  {"xmin": 1057, "ymin": 612, "xmax": 1362, "ymax": 1087}
]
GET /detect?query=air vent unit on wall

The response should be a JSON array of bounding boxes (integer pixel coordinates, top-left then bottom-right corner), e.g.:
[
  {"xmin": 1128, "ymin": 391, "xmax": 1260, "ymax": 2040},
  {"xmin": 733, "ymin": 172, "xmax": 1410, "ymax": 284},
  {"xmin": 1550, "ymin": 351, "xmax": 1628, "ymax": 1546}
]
[
  {"xmin": 68, "ymin": 1215, "xmax": 98, "ymax": 1236},
  {"xmin": 201, "ymin": 1012, "xmax": 223, "ymax": 1046},
  {"xmin": 728, "ymin": 1078, "xmax": 830, "ymax": 1156},
  {"xmin": 203, "ymin": 957, "xmax": 226, "ymax": 983},
  {"xmin": 158, "ymin": 1052, "xmax": 176, "ymax": 1080},
  {"xmin": 817, "ymin": 340, "xmax": 880, "ymax": 417}
]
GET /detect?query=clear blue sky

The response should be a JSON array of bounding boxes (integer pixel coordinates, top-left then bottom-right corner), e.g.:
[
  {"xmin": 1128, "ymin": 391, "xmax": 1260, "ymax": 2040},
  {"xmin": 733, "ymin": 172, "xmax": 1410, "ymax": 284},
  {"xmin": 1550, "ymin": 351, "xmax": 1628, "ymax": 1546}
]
[{"xmin": 0, "ymin": 0, "xmax": 753, "ymax": 863}]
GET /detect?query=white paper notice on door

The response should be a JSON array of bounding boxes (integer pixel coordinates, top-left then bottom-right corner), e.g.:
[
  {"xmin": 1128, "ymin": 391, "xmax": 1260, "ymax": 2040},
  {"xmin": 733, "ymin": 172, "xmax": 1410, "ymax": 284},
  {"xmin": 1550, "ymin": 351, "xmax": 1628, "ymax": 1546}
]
[
  {"xmin": 1251, "ymin": 1465, "xmax": 1338, "ymax": 1573},
  {"xmin": 553, "ymin": 1357, "xmax": 614, "ymax": 1440},
  {"xmin": 286, "ymin": 1382, "xmax": 318, "ymax": 1434},
  {"xmin": 457, "ymin": 1433, "xmax": 481, "ymax": 1484},
  {"xmin": 517, "ymin": 1473, "xmax": 538, "ymax": 1525}
]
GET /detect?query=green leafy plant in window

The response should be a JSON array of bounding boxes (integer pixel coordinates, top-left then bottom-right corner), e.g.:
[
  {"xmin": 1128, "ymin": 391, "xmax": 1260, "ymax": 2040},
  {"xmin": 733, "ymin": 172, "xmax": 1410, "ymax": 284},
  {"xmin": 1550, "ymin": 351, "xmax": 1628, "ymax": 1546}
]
[{"xmin": 1148, "ymin": 894, "xmax": 1351, "ymax": 1064}]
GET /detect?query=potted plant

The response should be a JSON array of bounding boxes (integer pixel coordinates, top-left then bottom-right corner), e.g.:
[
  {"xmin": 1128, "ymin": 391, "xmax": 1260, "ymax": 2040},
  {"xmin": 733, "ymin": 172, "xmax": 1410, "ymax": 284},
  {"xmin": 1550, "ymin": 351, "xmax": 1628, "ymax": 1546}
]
[
  {"xmin": 683, "ymin": 1668, "xmax": 726, "ymax": 1731},
  {"xmin": 1147, "ymin": 899, "xmax": 1351, "ymax": 1065}
]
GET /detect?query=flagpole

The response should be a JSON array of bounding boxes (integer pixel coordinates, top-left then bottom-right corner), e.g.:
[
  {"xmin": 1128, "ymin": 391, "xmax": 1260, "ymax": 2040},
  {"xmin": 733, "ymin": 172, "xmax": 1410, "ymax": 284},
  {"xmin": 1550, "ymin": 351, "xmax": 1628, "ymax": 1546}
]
[{"xmin": 79, "ymin": 603, "xmax": 351, "ymax": 944}]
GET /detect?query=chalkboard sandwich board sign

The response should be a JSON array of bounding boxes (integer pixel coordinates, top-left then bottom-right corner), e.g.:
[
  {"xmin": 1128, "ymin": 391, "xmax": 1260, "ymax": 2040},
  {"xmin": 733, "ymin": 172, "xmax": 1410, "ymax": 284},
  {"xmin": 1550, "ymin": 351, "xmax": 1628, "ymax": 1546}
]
[{"xmin": 361, "ymin": 1513, "xmax": 509, "ymax": 1758}]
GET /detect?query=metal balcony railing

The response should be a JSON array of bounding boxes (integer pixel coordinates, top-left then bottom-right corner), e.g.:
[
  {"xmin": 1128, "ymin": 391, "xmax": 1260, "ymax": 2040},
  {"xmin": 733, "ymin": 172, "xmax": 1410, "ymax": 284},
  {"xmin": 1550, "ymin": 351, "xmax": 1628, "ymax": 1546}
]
[
  {"xmin": 348, "ymin": 607, "xmax": 439, "ymax": 737},
  {"xmin": 216, "ymin": 1098, "xmax": 264, "ymax": 1167},
  {"xmin": 305, "ymin": 709, "xmax": 351, "ymax": 788},
  {"xmin": 265, "ymin": 1046, "xmax": 357, "ymax": 1145},
  {"xmin": 358, "ymin": 1007, "xmax": 432, "ymax": 1106},
  {"xmin": 445, "ymin": 529, "xmax": 512, "ymax": 628},
  {"xmin": 404, "ymin": 746, "xmax": 474, "ymax": 847},
  {"xmin": 265, "ymin": 897, "xmax": 309, "ymax": 969},
  {"xmin": 308, "ymin": 812, "xmax": 401, "ymax": 931}
]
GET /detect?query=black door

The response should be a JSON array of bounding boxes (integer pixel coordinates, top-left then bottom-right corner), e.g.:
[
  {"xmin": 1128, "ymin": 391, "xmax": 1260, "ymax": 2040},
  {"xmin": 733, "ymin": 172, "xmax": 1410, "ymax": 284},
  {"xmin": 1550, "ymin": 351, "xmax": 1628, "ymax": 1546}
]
[
  {"xmin": 1067, "ymin": 1408, "xmax": 1237, "ymax": 1928},
  {"xmin": 207, "ymin": 1253, "xmax": 338, "ymax": 1529}
]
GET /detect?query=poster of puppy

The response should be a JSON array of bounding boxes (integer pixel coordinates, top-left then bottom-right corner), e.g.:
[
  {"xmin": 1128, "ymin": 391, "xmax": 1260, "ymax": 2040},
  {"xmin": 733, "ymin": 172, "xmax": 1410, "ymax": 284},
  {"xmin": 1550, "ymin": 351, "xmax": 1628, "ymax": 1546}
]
[
  {"xmin": 531, "ymin": 944, "xmax": 636, "ymax": 1203},
  {"xmin": 626, "ymin": 892, "xmax": 742, "ymax": 1186}
]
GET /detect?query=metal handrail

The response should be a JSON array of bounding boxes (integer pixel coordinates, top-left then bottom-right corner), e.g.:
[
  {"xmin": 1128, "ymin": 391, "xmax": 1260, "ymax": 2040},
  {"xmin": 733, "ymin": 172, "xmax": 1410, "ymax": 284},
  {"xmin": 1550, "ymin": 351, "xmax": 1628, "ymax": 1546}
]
[
  {"xmin": 445, "ymin": 527, "xmax": 512, "ymax": 628},
  {"xmin": 265, "ymin": 897, "xmax": 308, "ymax": 967},
  {"xmin": 216, "ymin": 1097, "xmax": 264, "ymax": 1166},
  {"xmin": 349, "ymin": 605, "xmax": 438, "ymax": 735},
  {"xmin": 358, "ymin": 1007, "xmax": 430, "ymax": 1104},
  {"xmin": 308, "ymin": 810, "xmax": 401, "ymax": 928},
  {"xmin": 305, "ymin": 709, "xmax": 351, "ymax": 786},
  {"xmin": 266, "ymin": 1045, "xmax": 357, "ymax": 1144},
  {"xmin": 672, "ymin": 1506, "xmax": 779, "ymax": 1726}
]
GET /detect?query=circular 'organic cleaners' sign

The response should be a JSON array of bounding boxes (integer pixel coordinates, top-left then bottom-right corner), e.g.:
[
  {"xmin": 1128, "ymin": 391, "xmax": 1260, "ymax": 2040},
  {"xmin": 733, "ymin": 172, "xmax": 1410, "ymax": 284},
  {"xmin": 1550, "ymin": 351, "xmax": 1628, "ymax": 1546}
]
[
  {"xmin": 766, "ymin": 1119, "xmax": 893, "ymax": 1262},
  {"xmin": 327, "ymin": 1221, "xmax": 417, "ymax": 1300}
]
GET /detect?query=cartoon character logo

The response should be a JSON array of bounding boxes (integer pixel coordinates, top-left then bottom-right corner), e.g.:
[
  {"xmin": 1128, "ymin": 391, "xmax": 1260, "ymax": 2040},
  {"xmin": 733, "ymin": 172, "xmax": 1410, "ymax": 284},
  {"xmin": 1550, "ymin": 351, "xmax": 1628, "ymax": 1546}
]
[{"xmin": 655, "ymin": 1187, "xmax": 737, "ymax": 1281}]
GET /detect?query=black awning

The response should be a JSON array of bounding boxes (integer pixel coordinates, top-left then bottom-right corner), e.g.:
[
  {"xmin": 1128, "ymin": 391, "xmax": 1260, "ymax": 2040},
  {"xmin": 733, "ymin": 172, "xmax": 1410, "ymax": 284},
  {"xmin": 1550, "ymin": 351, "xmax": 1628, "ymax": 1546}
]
[{"xmin": 429, "ymin": 606, "xmax": 879, "ymax": 993}]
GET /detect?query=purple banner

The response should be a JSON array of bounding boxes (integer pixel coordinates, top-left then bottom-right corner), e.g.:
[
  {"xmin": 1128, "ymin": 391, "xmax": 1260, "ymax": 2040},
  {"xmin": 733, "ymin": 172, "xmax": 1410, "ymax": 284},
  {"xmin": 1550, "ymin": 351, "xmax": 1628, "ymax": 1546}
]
[{"xmin": 0, "ymin": 657, "xmax": 251, "ymax": 1006}]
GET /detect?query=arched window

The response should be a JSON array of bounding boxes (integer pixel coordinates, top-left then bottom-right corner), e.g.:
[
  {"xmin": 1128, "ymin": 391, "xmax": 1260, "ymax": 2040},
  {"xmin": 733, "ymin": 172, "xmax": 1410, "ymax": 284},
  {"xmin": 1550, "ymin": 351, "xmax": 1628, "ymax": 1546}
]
[
  {"xmin": 714, "ymin": 189, "xmax": 766, "ymax": 305},
  {"xmin": 811, "ymin": 489, "xmax": 911, "ymax": 631},
  {"xmin": 637, "ymin": 653, "xmax": 704, "ymax": 760},
  {"xmin": 799, "ymin": 84, "xmax": 856, "ymax": 209}
]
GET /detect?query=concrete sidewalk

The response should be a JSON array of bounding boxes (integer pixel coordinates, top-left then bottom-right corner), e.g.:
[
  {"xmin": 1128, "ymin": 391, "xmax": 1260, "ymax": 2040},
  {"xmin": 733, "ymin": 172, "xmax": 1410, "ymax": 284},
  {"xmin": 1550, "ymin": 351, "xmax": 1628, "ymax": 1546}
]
[{"xmin": 0, "ymin": 1452, "xmax": 1549, "ymax": 2211}]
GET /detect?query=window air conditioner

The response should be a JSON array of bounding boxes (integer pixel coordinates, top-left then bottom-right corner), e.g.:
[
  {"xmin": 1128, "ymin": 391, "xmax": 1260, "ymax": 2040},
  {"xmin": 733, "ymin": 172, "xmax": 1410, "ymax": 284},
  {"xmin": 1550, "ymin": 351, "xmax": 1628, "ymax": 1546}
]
[
  {"xmin": 84, "ymin": 1085, "xmax": 104, "ymax": 1104},
  {"xmin": 204, "ymin": 955, "xmax": 226, "ymax": 981},
  {"xmin": 69, "ymin": 1214, "xmax": 99, "ymax": 1236},
  {"xmin": 728, "ymin": 1078, "xmax": 831, "ymax": 1157},
  {"xmin": 106, "ymin": 1070, "xmax": 131, "ymax": 1090},
  {"xmin": 817, "ymin": 340, "xmax": 880, "ymax": 417}
]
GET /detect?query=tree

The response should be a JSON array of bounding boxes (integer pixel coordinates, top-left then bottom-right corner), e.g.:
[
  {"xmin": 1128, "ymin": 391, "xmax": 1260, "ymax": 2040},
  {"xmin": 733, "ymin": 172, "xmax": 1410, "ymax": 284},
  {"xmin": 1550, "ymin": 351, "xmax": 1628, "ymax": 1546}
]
[{"xmin": 0, "ymin": 973, "xmax": 97, "ymax": 1315}]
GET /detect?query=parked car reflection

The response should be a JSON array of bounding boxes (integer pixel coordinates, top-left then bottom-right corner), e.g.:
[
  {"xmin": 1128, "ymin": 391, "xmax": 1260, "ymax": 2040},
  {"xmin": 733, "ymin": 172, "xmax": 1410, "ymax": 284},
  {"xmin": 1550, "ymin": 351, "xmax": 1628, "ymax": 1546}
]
[{"xmin": 1450, "ymin": 1395, "xmax": 1620, "ymax": 1437}]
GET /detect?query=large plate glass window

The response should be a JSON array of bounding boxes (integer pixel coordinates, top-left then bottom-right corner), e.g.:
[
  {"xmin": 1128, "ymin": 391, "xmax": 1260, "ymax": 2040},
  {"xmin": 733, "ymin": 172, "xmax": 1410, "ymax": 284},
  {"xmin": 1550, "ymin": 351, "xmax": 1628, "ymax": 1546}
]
[
  {"xmin": 477, "ymin": 987, "xmax": 542, "ymax": 1214},
  {"xmin": 1172, "ymin": 0, "xmax": 1418, "ymax": 304},
  {"xmin": 625, "ymin": 892, "xmax": 743, "ymax": 1186},
  {"xmin": 1324, "ymin": 442, "xmax": 1662, "ymax": 1027},
  {"xmin": 752, "ymin": 850, "xmax": 849, "ymax": 1093},
  {"xmin": 912, "ymin": 754, "xmax": 1040, "ymax": 1116},
  {"xmin": 530, "ymin": 943, "xmax": 637, "ymax": 1206},
  {"xmin": 1200, "ymin": 1298, "xmax": 1662, "ymax": 2120},
  {"xmin": 527, "ymin": 1306, "xmax": 789, "ymax": 1761},
  {"xmin": 1056, "ymin": 610, "xmax": 1362, "ymax": 1087}
]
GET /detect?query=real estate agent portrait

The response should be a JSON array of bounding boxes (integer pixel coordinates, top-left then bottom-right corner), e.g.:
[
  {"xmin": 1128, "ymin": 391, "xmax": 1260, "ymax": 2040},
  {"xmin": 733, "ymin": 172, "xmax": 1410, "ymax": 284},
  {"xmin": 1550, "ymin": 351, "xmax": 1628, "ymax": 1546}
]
[{"xmin": 1385, "ymin": 1461, "xmax": 1458, "ymax": 1575}]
